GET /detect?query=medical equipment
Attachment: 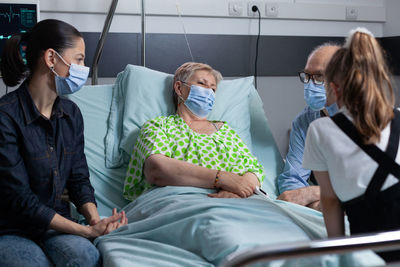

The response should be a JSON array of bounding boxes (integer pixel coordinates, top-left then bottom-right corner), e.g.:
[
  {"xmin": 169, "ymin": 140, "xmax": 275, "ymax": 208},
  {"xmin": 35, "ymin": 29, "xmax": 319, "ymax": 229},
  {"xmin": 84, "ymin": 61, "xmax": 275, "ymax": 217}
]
[
  {"xmin": 254, "ymin": 186, "xmax": 269, "ymax": 199},
  {"xmin": 251, "ymin": 5, "xmax": 261, "ymax": 89},
  {"xmin": 0, "ymin": 0, "xmax": 39, "ymax": 93},
  {"xmin": 0, "ymin": 0, "xmax": 39, "ymax": 55},
  {"xmin": 176, "ymin": 0, "xmax": 194, "ymax": 62}
]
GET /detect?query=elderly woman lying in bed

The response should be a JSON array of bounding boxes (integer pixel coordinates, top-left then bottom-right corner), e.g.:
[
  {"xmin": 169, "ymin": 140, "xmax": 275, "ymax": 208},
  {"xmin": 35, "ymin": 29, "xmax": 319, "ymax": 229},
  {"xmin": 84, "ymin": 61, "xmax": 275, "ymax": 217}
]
[{"xmin": 123, "ymin": 62, "xmax": 265, "ymax": 200}]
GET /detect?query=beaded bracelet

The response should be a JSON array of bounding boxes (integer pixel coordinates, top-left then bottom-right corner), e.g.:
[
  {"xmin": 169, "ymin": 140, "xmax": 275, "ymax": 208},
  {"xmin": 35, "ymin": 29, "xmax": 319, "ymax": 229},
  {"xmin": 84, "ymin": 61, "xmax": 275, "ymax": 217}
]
[{"xmin": 214, "ymin": 170, "xmax": 221, "ymax": 188}]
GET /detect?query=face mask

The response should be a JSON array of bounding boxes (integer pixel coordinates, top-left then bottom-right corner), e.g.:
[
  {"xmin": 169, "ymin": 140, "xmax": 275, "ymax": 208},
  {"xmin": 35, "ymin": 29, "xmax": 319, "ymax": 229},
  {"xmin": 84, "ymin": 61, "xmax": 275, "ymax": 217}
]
[
  {"xmin": 50, "ymin": 51, "xmax": 89, "ymax": 96},
  {"xmin": 325, "ymin": 102, "xmax": 338, "ymax": 116},
  {"xmin": 180, "ymin": 84, "xmax": 215, "ymax": 118},
  {"xmin": 304, "ymin": 82, "xmax": 326, "ymax": 111}
]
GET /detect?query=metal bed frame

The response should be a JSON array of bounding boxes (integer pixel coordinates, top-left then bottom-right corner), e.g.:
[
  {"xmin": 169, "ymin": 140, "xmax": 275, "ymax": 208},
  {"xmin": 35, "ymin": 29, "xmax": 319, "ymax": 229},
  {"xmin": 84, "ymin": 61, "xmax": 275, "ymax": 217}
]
[
  {"xmin": 91, "ymin": 0, "xmax": 146, "ymax": 85},
  {"xmin": 91, "ymin": 1, "xmax": 400, "ymax": 266},
  {"xmin": 219, "ymin": 230, "xmax": 400, "ymax": 267}
]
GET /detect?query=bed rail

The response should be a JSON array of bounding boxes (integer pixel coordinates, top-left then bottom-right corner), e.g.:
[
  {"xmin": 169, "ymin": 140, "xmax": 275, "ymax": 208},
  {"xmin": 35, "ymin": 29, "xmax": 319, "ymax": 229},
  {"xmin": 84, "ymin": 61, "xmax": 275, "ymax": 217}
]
[
  {"xmin": 219, "ymin": 230, "xmax": 400, "ymax": 267},
  {"xmin": 91, "ymin": 0, "xmax": 119, "ymax": 85},
  {"xmin": 91, "ymin": 0, "xmax": 147, "ymax": 85}
]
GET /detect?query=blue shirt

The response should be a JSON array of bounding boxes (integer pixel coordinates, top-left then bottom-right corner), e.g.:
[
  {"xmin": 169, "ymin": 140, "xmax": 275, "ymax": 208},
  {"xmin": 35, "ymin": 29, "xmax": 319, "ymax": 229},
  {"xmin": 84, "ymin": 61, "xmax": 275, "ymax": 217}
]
[
  {"xmin": 277, "ymin": 106, "xmax": 322, "ymax": 194},
  {"xmin": 0, "ymin": 82, "xmax": 96, "ymax": 239}
]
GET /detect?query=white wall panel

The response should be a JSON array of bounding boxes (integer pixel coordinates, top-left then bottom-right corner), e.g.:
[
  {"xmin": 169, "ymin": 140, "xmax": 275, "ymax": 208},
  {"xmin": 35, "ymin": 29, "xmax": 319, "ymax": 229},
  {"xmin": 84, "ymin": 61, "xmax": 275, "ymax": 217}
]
[
  {"xmin": 40, "ymin": 0, "xmax": 139, "ymax": 14},
  {"xmin": 383, "ymin": 0, "xmax": 400, "ymax": 37},
  {"xmin": 40, "ymin": 12, "xmax": 383, "ymax": 37},
  {"xmin": 39, "ymin": 12, "xmax": 142, "ymax": 33},
  {"xmin": 39, "ymin": 0, "xmax": 385, "ymax": 18},
  {"xmin": 37, "ymin": 0, "xmax": 388, "ymax": 37}
]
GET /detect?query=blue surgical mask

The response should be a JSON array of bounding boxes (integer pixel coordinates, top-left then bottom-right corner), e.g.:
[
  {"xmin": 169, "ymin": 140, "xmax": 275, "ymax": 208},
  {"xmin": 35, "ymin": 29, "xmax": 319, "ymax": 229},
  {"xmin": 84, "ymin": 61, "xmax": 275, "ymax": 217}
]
[
  {"xmin": 51, "ymin": 51, "xmax": 89, "ymax": 96},
  {"xmin": 181, "ymin": 84, "xmax": 215, "ymax": 118},
  {"xmin": 325, "ymin": 102, "xmax": 338, "ymax": 116},
  {"xmin": 304, "ymin": 82, "xmax": 326, "ymax": 111}
]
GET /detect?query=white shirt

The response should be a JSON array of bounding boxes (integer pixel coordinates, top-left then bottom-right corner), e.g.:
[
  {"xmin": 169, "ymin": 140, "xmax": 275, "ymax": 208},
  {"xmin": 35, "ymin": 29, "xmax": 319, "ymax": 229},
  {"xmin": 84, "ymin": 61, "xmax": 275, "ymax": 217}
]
[{"xmin": 303, "ymin": 108, "xmax": 400, "ymax": 202}]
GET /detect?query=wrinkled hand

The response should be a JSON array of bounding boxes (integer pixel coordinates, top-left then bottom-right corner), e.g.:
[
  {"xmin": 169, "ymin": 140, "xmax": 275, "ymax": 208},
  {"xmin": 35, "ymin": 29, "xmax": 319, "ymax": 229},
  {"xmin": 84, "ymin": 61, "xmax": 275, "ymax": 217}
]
[
  {"xmin": 307, "ymin": 200, "xmax": 321, "ymax": 211},
  {"xmin": 88, "ymin": 208, "xmax": 128, "ymax": 238},
  {"xmin": 277, "ymin": 186, "xmax": 320, "ymax": 206},
  {"xmin": 208, "ymin": 190, "xmax": 241, "ymax": 198},
  {"xmin": 218, "ymin": 172, "xmax": 259, "ymax": 198}
]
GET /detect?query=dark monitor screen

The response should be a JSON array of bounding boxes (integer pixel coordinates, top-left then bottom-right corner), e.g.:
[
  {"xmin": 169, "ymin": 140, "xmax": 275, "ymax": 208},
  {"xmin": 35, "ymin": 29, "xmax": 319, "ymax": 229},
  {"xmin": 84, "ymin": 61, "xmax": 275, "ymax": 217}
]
[{"xmin": 0, "ymin": 3, "xmax": 38, "ymax": 61}]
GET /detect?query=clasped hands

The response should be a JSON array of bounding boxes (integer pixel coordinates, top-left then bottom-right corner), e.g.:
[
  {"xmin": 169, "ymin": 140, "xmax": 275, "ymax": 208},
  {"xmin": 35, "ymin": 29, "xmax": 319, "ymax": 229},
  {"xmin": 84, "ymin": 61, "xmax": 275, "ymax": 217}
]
[
  {"xmin": 208, "ymin": 171, "xmax": 259, "ymax": 198},
  {"xmin": 87, "ymin": 208, "xmax": 128, "ymax": 239}
]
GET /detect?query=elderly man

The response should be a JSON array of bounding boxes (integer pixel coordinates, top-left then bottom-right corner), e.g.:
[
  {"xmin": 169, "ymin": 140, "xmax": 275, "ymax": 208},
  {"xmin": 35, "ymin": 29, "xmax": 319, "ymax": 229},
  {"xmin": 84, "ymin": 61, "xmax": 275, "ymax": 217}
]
[{"xmin": 277, "ymin": 43, "xmax": 340, "ymax": 210}]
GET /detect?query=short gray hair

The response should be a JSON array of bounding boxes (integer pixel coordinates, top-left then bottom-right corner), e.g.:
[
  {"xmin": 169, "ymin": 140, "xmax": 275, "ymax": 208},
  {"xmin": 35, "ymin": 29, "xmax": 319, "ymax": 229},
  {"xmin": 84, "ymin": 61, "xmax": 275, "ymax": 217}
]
[{"xmin": 173, "ymin": 62, "xmax": 223, "ymax": 108}]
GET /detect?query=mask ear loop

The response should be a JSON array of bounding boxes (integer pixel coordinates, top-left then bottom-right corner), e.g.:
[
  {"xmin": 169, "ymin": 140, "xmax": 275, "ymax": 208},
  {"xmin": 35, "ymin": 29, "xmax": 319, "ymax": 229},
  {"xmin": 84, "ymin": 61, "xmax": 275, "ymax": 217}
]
[
  {"xmin": 49, "ymin": 66, "xmax": 59, "ymax": 77},
  {"xmin": 50, "ymin": 50, "xmax": 73, "ymax": 79},
  {"xmin": 177, "ymin": 80, "xmax": 189, "ymax": 104},
  {"xmin": 53, "ymin": 50, "xmax": 71, "ymax": 67}
]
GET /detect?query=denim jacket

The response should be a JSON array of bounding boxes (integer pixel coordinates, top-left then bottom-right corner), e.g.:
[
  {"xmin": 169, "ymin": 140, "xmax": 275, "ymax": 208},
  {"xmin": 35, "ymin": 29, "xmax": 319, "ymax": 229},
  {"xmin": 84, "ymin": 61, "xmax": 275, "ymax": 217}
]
[{"xmin": 0, "ymin": 82, "xmax": 96, "ymax": 239}]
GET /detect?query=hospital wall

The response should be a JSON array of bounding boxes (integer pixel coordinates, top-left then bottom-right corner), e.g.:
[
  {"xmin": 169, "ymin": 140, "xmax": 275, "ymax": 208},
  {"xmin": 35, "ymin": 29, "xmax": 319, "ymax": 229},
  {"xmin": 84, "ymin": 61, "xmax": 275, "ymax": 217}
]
[{"xmin": 1, "ymin": 0, "xmax": 400, "ymax": 158}]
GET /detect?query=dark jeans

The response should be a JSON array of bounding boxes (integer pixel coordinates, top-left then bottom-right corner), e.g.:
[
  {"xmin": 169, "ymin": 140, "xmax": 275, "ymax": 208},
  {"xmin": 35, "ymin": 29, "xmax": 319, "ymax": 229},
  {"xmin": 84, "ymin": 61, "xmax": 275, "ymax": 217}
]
[{"xmin": 0, "ymin": 230, "xmax": 100, "ymax": 267}]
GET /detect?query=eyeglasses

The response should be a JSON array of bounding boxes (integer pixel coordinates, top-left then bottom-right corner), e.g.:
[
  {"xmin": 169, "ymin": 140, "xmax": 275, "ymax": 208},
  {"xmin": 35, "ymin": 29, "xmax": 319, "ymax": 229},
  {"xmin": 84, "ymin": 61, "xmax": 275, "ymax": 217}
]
[{"xmin": 298, "ymin": 71, "xmax": 324, "ymax": 85}]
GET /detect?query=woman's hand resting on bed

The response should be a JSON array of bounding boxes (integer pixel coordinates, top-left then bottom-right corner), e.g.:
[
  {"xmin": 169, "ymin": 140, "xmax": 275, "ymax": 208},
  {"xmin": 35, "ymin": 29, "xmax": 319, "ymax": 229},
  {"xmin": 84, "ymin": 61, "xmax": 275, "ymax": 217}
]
[
  {"xmin": 217, "ymin": 172, "xmax": 259, "ymax": 198},
  {"xmin": 87, "ymin": 208, "xmax": 128, "ymax": 238}
]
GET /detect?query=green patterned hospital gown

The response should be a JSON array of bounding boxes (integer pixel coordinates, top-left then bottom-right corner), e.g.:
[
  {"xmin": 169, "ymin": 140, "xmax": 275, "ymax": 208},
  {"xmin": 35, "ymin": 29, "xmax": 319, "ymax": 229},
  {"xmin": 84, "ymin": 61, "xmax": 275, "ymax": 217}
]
[{"xmin": 123, "ymin": 115, "xmax": 265, "ymax": 200}]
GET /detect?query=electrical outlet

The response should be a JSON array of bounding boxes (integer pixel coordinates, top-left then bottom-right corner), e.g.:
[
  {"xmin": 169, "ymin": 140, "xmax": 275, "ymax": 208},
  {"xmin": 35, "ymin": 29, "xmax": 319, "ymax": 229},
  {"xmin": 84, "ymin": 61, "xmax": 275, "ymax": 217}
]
[
  {"xmin": 229, "ymin": 2, "xmax": 243, "ymax": 16},
  {"xmin": 248, "ymin": 2, "xmax": 262, "ymax": 17},
  {"xmin": 346, "ymin": 6, "xmax": 358, "ymax": 20},
  {"xmin": 266, "ymin": 2, "xmax": 278, "ymax": 17}
]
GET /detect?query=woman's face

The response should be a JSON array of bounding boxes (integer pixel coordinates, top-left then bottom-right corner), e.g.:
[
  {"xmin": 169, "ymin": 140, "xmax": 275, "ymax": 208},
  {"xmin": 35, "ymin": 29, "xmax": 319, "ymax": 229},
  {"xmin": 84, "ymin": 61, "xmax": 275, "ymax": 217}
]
[
  {"xmin": 327, "ymin": 80, "xmax": 343, "ymax": 107},
  {"xmin": 53, "ymin": 37, "xmax": 86, "ymax": 78},
  {"xmin": 179, "ymin": 70, "xmax": 217, "ymax": 101}
]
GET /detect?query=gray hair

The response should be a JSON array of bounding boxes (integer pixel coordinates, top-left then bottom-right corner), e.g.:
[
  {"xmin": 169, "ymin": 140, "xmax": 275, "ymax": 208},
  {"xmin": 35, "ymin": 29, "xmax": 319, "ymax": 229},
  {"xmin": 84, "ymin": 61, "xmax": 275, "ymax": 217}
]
[
  {"xmin": 308, "ymin": 41, "xmax": 342, "ymax": 61},
  {"xmin": 173, "ymin": 62, "xmax": 223, "ymax": 108}
]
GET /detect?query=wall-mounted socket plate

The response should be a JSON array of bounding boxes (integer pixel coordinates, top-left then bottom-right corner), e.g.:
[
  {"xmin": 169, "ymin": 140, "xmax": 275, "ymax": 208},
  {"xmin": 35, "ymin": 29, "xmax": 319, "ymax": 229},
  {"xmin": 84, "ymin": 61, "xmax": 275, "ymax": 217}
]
[
  {"xmin": 248, "ymin": 2, "xmax": 262, "ymax": 17},
  {"xmin": 266, "ymin": 3, "xmax": 279, "ymax": 17},
  {"xmin": 346, "ymin": 6, "xmax": 358, "ymax": 20},
  {"xmin": 228, "ymin": 2, "xmax": 243, "ymax": 16}
]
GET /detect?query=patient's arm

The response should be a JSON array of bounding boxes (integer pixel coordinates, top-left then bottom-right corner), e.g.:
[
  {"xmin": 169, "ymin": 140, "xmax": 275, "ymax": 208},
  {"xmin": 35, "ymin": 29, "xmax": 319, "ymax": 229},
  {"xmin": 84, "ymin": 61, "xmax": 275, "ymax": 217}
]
[
  {"xmin": 277, "ymin": 186, "xmax": 320, "ymax": 208},
  {"xmin": 314, "ymin": 171, "xmax": 345, "ymax": 237},
  {"xmin": 144, "ymin": 154, "xmax": 259, "ymax": 198}
]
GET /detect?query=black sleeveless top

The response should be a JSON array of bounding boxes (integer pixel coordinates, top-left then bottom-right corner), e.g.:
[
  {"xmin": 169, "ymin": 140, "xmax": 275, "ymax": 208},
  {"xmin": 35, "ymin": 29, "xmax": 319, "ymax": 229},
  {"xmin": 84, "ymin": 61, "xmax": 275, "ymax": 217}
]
[{"xmin": 330, "ymin": 110, "xmax": 400, "ymax": 262}]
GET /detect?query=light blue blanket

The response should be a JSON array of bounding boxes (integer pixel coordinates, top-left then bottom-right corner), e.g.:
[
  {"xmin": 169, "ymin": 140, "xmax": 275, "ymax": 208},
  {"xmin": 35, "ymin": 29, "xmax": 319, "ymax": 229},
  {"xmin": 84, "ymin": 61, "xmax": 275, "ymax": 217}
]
[
  {"xmin": 68, "ymin": 79, "xmax": 383, "ymax": 266},
  {"xmin": 94, "ymin": 186, "xmax": 383, "ymax": 267}
]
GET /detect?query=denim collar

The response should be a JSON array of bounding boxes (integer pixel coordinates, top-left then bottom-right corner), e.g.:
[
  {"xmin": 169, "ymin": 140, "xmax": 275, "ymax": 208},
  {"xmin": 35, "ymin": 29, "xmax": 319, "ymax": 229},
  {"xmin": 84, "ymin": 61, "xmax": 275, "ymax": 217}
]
[{"xmin": 18, "ymin": 81, "xmax": 69, "ymax": 125}]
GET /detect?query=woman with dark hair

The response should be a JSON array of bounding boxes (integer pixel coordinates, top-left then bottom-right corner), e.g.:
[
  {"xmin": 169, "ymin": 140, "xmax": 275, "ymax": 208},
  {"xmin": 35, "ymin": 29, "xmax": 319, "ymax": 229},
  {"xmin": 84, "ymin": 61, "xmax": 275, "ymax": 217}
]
[
  {"xmin": 0, "ymin": 19, "xmax": 127, "ymax": 266},
  {"xmin": 303, "ymin": 28, "xmax": 400, "ymax": 262}
]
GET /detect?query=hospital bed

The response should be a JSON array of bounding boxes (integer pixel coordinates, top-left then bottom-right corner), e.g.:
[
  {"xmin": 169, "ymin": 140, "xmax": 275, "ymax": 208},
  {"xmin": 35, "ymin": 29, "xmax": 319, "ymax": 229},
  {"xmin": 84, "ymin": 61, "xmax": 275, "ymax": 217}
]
[
  {"xmin": 67, "ymin": 64, "xmax": 390, "ymax": 266},
  {"xmin": 64, "ymin": 1, "xmax": 398, "ymax": 265}
]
